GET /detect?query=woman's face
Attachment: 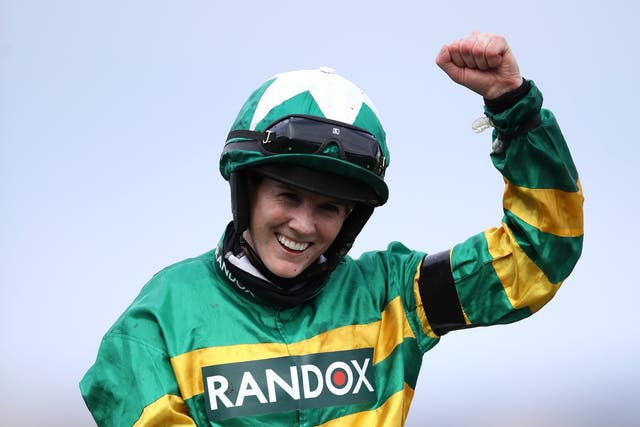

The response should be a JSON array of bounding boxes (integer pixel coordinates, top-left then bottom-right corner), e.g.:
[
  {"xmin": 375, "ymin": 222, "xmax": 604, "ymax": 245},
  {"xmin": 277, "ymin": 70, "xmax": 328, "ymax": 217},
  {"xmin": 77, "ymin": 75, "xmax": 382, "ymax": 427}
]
[{"xmin": 243, "ymin": 177, "xmax": 352, "ymax": 279}]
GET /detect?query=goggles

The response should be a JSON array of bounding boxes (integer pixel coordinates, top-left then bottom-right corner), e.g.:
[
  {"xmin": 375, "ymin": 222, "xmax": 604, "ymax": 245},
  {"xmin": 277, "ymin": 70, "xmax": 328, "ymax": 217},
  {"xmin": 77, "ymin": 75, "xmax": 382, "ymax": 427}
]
[{"xmin": 225, "ymin": 115, "xmax": 386, "ymax": 176}]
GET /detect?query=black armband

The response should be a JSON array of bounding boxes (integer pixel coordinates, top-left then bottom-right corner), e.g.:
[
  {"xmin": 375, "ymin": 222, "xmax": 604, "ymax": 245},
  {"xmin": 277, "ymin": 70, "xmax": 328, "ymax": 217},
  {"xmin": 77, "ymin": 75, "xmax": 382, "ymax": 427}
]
[{"xmin": 418, "ymin": 250, "xmax": 468, "ymax": 336}]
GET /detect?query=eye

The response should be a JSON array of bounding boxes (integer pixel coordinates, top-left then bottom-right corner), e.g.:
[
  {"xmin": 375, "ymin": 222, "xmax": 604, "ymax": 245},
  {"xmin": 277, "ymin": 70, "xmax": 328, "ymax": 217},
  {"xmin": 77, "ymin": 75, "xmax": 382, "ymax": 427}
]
[
  {"xmin": 319, "ymin": 203, "xmax": 343, "ymax": 215},
  {"xmin": 279, "ymin": 192, "xmax": 300, "ymax": 203}
]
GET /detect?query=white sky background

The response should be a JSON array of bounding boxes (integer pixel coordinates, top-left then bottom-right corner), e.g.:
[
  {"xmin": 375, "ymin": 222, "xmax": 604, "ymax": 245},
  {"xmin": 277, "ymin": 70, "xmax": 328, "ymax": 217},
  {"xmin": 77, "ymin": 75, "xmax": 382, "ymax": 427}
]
[{"xmin": 1, "ymin": 0, "xmax": 638, "ymax": 426}]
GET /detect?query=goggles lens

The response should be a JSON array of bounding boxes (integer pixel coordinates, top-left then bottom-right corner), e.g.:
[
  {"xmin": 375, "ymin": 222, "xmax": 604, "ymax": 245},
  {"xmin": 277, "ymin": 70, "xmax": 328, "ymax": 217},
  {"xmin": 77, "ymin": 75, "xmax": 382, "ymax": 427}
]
[{"xmin": 260, "ymin": 115, "xmax": 386, "ymax": 176}]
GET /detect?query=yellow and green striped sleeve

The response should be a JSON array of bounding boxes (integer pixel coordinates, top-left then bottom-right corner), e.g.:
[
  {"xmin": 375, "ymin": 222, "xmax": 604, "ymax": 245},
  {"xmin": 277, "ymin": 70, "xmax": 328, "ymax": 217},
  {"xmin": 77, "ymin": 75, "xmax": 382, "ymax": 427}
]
[
  {"xmin": 418, "ymin": 82, "xmax": 583, "ymax": 333},
  {"xmin": 80, "ymin": 320, "xmax": 197, "ymax": 426}
]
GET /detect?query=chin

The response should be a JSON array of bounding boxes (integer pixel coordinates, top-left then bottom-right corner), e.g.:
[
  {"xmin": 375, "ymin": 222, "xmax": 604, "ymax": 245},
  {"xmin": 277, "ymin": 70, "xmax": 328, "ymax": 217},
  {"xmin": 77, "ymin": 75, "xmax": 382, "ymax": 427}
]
[
  {"xmin": 272, "ymin": 268, "xmax": 303, "ymax": 279},
  {"xmin": 267, "ymin": 262, "xmax": 309, "ymax": 279}
]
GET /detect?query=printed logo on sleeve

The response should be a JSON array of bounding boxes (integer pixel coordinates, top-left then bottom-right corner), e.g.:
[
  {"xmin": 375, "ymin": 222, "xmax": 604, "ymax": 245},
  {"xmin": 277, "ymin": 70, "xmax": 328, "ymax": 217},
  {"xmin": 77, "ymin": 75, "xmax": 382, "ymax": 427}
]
[{"xmin": 202, "ymin": 348, "xmax": 376, "ymax": 421}]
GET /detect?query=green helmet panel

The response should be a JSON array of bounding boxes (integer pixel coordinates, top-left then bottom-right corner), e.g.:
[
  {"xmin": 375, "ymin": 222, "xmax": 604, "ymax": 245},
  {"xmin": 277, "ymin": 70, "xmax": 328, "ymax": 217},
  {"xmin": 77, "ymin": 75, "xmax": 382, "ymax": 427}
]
[{"xmin": 220, "ymin": 68, "xmax": 390, "ymax": 205}]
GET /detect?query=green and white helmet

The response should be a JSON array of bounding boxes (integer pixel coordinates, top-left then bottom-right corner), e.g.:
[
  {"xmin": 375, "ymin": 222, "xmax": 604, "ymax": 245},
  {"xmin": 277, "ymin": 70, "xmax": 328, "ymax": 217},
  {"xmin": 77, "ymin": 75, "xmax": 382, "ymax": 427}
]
[
  {"xmin": 221, "ymin": 66, "xmax": 389, "ymax": 202},
  {"xmin": 219, "ymin": 67, "xmax": 390, "ymax": 301}
]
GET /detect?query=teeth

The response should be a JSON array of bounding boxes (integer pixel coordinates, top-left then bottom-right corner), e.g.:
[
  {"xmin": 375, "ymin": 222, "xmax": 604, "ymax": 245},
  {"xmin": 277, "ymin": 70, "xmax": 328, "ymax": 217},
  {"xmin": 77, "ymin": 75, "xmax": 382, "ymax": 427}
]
[{"xmin": 277, "ymin": 234, "xmax": 310, "ymax": 251}]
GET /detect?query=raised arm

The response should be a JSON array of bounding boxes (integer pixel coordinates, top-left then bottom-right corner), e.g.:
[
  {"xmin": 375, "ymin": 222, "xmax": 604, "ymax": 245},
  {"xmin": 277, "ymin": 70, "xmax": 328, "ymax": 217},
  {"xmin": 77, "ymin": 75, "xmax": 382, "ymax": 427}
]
[{"xmin": 417, "ymin": 33, "xmax": 584, "ymax": 337}]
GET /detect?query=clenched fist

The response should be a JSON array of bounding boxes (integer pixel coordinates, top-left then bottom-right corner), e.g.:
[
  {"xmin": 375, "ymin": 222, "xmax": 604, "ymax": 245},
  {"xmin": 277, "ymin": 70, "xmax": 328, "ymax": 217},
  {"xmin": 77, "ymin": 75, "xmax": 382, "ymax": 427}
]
[{"xmin": 436, "ymin": 32, "xmax": 523, "ymax": 100}]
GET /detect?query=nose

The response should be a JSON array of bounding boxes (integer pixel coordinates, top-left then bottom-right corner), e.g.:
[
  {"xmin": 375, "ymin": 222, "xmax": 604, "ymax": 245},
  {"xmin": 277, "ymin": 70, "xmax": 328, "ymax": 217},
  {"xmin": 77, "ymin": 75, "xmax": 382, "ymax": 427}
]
[{"xmin": 288, "ymin": 203, "xmax": 316, "ymax": 236}]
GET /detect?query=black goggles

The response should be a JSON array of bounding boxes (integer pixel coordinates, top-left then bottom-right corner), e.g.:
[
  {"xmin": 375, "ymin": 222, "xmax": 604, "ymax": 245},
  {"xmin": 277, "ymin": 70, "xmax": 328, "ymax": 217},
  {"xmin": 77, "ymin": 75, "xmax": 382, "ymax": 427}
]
[{"xmin": 225, "ymin": 115, "xmax": 386, "ymax": 176}]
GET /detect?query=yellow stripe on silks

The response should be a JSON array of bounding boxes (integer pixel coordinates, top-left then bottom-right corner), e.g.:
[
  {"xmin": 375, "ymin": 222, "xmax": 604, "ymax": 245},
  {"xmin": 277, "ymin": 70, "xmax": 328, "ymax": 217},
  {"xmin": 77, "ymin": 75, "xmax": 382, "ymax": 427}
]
[
  {"xmin": 462, "ymin": 309, "xmax": 472, "ymax": 325},
  {"xmin": 288, "ymin": 296, "xmax": 415, "ymax": 365},
  {"xmin": 503, "ymin": 179, "xmax": 584, "ymax": 237},
  {"xmin": 374, "ymin": 296, "xmax": 417, "ymax": 364},
  {"xmin": 172, "ymin": 297, "xmax": 415, "ymax": 400},
  {"xmin": 133, "ymin": 394, "xmax": 196, "ymax": 426},
  {"xmin": 316, "ymin": 383, "xmax": 415, "ymax": 427},
  {"xmin": 413, "ymin": 262, "xmax": 439, "ymax": 339},
  {"xmin": 485, "ymin": 225, "xmax": 559, "ymax": 313}
]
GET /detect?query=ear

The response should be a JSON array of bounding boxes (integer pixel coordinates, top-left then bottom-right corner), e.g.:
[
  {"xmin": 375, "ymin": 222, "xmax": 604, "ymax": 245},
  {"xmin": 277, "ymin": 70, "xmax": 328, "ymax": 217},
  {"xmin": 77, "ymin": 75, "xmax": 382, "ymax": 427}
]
[{"xmin": 346, "ymin": 203, "xmax": 355, "ymax": 216}]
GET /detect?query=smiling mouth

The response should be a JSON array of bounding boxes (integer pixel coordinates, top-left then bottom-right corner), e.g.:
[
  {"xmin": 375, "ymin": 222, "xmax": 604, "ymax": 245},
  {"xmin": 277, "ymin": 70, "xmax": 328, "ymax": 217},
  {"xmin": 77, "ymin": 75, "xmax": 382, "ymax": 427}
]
[{"xmin": 276, "ymin": 233, "xmax": 311, "ymax": 252}]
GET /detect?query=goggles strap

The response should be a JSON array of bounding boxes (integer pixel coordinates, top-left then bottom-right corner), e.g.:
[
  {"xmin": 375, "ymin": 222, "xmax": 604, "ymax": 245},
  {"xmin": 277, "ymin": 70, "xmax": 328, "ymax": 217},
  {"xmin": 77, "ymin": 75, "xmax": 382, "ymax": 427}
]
[
  {"xmin": 227, "ymin": 129, "xmax": 266, "ymax": 141},
  {"xmin": 223, "ymin": 139, "xmax": 261, "ymax": 154},
  {"xmin": 224, "ymin": 130, "xmax": 276, "ymax": 155}
]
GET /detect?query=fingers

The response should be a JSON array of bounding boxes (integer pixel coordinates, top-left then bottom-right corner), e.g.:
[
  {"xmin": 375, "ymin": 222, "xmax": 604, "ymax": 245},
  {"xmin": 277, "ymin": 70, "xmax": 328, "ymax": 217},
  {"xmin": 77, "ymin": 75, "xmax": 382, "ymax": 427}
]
[
  {"xmin": 435, "ymin": 44, "xmax": 464, "ymax": 85},
  {"xmin": 446, "ymin": 32, "xmax": 508, "ymax": 71},
  {"xmin": 435, "ymin": 32, "xmax": 522, "ymax": 99},
  {"xmin": 462, "ymin": 33, "xmax": 491, "ymax": 70}
]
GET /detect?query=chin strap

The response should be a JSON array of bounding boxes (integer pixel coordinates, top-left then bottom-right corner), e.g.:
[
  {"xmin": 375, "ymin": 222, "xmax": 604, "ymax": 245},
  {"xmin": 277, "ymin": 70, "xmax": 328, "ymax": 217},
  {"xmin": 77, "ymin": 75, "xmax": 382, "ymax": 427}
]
[
  {"xmin": 223, "ymin": 168, "xmax": 375, "ymax": 307},
  {"xmin": 220, "ymin": 222, "xmax": 335, "ymax": 307}
]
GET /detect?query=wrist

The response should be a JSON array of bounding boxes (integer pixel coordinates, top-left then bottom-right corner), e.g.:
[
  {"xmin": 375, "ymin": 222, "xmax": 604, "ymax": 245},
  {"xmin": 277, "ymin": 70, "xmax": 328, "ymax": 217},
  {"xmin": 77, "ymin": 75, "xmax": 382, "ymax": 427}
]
[
  {"xmin": 484, "ymin": 78, "xmax": 529, "ymax": 113},
  {"xmin": 483, "ymin": 79, "xmax": 543, "ymax": 141}
]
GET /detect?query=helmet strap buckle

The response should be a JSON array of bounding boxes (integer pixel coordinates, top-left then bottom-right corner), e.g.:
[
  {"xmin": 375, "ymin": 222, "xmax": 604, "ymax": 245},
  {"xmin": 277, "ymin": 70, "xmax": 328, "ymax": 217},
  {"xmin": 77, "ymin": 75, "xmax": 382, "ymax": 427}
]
[{"xmin": 262, "ymin": 130, "xmax": 273, "ymax": 145}]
